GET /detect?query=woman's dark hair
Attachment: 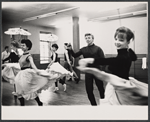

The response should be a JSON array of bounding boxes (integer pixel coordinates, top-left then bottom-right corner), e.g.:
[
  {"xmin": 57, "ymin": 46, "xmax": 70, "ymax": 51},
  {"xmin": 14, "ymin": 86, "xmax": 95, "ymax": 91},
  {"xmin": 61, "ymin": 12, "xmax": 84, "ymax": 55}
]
[
  {"xmin": 5, "ymin": 46, "xmax": 9, "ymax": 49},
  {"xmin": 52, "ymin": 43, "xmax": 59, "ymax": 50},
  {"xmin": 21, "ymin": 39, "xmax": 32, "ymax": 50},
  {"xmin": 114, "ymin": 26, "xmax": 134, "ymax": 42},
  {"xmin": 64, "ymin": 43, "xmax": 71, "ymax": 47},
  {"xmin": 11, "ymin": 41, "xmax": 20, "ymax": 48},
  {"xmin": 85, "ymin": 33, "xmax": 94, "ymax": 39},
  {"xmin": 64, "ymin": 43, "xmax": 68, "ymax": 46}
]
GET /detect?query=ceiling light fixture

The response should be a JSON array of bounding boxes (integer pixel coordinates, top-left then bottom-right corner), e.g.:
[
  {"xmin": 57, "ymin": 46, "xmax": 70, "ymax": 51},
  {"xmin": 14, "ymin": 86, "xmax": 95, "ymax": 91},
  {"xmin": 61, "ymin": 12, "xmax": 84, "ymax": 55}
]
[
  {"xmin": 23, "ymin": 13, "xmax": 56, "ymax": 22},
  {"xmin": 89, "ymin": 10, "xmax": 147, "ymax": 21},
  {"xmin": 23, "ymin": 6, "xmax": 79, "ymax": 22}
]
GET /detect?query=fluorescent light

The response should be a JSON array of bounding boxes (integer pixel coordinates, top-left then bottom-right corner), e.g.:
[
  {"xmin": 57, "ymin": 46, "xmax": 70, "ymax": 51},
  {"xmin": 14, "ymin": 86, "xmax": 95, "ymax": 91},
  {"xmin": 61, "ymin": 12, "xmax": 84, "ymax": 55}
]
[
  {"xmin": 23, "ymin": 13, "xmax": 56, "ymax": 22},
  {"xmin": 55, "ymin": 7, "xmax": 79, "ymax": 13},
  {"xmin": 107, "ymin": 13, "xmax": 133, "ymax": 20},
  {"xmin": 23, "ymin": 7, "xmax": 79, "ymax": 22},
  {"xmin": 89, "ymin": 10, "xmax": 147, "ymax": 21}
]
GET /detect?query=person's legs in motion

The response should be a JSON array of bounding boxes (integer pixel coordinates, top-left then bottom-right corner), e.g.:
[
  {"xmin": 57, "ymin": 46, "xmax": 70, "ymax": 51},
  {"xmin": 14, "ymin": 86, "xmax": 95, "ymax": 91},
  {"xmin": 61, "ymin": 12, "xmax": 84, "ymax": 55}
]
[
  {"xmin": 70, "ymin": 66, "xmax": 80, "ymax": 83},
  {"xmin": 64, "ymin": 61, "xmax": 72, "ymax": 81},
  {"xmin": 12, "ymin": 84, "xmax": 18, "ymax": 103},
  {"xmin": 18, "ymin": 97, "xmax": 25, "ymax": 106},
  {"xmin": 60, "ymin": 77, "xmax": 66, "ymax": 91},
  {"xmin": 72, "ymin": 69, "xmax": 80, "ymax": 83},
  {"xmin": 54, "ymin": 80, "xmax": 59, "ymax": 91},
  {"xmin": 35, "ymin": 96, "xmax": 43, "ymax": 106},
  {"xmin": 94, "ymin": 77, "xmax": 105, "ymax": 99},
  {"xmin": 85, "ymin": 73, "xmax": 97, "ymax": 105}
]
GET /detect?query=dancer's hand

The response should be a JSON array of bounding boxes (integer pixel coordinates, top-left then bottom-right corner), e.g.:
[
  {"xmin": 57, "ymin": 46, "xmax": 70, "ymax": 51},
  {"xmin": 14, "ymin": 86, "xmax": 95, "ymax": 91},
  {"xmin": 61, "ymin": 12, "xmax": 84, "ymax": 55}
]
[
  {"xmin": 47, "ymin": 63, "xmax": 52, "ymax": 69},
  {"xmin": 67, "ymin": 45, "xmax": 72, "ymax": 50},
  {"xmin": 47, "ymin": 65, "xmax": 50, "ymax": 69},
  {"xmin": 78, "ymin": 58, "xmax": 94, "ymax": 67},
  {"xmin": 77, "ymin": 66, "xmax": 97, "ymax": 74}
]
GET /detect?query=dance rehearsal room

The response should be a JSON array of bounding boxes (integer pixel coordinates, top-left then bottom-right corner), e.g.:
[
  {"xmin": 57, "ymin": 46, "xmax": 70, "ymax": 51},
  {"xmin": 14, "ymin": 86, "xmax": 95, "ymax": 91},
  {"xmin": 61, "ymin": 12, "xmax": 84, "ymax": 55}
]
[{"xmin": 1, "ymin": 1, "xmax": 148, "ymax": 120}]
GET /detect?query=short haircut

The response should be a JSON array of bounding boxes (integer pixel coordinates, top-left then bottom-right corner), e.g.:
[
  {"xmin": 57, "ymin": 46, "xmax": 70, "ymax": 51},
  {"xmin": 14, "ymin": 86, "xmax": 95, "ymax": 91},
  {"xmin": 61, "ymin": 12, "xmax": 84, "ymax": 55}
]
[
  {"xmin": 64, "ymin": 43, "xmax": 71, "ymax": 47},
  {"xmin": 85, "ymin": 33, "xmax": 94, "ymax": 39},
  {"xmin": 52, "ymin": 43, "xmax": 59, "ymax": 50},
  {"xmin": 11, "ymin": 41, "xmax": 20, "ymax": 48},
  {"xmin": 21, "ymin": 39, "xmax": 32, "ymax": 50},
  {"xmin": 5, "ymin": 46, "xmax": 9, "ymax": 49},
  {"xmin": 64, "ymin": 43, "xmax": 68, "ymax": 46},
  {"xmin": 114, "ymin": 26, "xmax": 134, "ymax": 42}
]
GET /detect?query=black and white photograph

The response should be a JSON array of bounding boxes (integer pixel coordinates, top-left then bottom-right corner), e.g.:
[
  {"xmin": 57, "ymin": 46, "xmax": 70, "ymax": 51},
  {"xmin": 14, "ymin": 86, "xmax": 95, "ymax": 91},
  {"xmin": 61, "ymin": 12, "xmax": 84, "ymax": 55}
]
[{"xmin": 1, "ymin": 1, "xmax": 148, "ymax": 120}]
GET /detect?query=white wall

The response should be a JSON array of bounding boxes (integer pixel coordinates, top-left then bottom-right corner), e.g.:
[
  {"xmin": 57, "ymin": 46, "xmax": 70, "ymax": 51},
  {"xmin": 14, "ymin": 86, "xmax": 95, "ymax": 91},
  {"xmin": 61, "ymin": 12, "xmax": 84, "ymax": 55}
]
[
  {"xmin": 55, "ymin": 24, "xmax": 73, "ymax": 55},
  {"xmin": 79, "ymin": 16, "xmax": 148, "ymax": 55},
  {"xmin": 2, "ymin": 22, "xmax": 55, "ymax": 54},
  {"xmin": 121, "ymin": 17, "xmax": 148, "ymax": 54}
]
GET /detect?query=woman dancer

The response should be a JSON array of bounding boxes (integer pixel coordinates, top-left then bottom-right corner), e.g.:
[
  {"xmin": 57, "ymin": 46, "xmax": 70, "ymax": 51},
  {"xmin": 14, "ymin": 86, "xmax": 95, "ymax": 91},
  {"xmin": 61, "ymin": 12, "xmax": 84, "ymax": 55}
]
[
  {"xmin": 47, "ymin": 44, "xmax": 67, "ymax": 91},
  {"xmin": 14, "ymin": 39, "xmax": 46, "ymax": 106},
  {"xmin": 15, "ymin": 39, "xmax": 62, "ymax": 106},
  {"xmin": 77, "ymin": 66, "xmax": 148, "ymax": 105},
  {"xmin": 5, "ymin": 39, "xmax": 70, "ymax": 106},
  {"xmin": 64, "ymin": 43, "xmax": 79, "ymax": 82},
  {"xmin": 78, "ymin": 26, "xmax": 137, "ymax": 80},
  {"xmin": 47, "ymin": 44, "xmax": 59, "ymax": 67},
  {"xmin": 78, "ymin": 27, "xmax": 139, "ymax": 105},
  {"xmin": 2, "ymin": 41, "xmax": 20, "ymax": 99}
]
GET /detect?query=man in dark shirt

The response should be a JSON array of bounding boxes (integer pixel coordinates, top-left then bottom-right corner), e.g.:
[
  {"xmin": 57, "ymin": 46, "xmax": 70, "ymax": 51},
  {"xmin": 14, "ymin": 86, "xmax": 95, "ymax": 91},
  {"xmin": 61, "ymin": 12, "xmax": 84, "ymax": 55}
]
[
  {"xmin": 2, "ymin": 41, "xmax": 20, "ymax": 63},
  {"xmin": 68, "ymin": 33, "xmax": 105, "ymax": 105}
]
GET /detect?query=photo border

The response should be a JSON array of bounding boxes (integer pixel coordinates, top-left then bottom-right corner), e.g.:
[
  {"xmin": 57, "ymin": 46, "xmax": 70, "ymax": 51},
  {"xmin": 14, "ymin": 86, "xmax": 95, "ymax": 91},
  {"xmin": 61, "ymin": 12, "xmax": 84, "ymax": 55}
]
[{"xmin": 0, "ymin": 0, "xmax": 149, "ymax": 121}]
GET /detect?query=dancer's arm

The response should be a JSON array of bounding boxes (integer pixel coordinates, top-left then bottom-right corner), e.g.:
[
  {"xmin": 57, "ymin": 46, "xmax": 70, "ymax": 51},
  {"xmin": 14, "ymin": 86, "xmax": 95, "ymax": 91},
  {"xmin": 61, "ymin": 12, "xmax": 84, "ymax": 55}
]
[
  {"xmin": 2, "ymin": 53, "xmax": 11, "ymax": 63},
  {"xmin": 67, "ymin": 45, "xmax": 82, "ymax": 58},
  {"xmin": 64, "ymin": 50, "xmax": 72, "ymax": 66},
  {"xmin": 1, "ymin": 52, "xmax": 4, "ymax": 60},
  {"xmin": 28, "ymin": 56, "xmax": 39, "ymax": 73},
  {"xmin": 69, "ymin": 50, "xmax": 82, "ymax": 58},
  {"xmin": 78, "ymin": 57, "xmax": 128, "ymax": 67},
  {"xmin": 47, "ymin": 52, "xmax": 56, "ymax": 68},
  {"xmin": 77, "ymin": 66, "xmax": 135, "ymax": 88}
]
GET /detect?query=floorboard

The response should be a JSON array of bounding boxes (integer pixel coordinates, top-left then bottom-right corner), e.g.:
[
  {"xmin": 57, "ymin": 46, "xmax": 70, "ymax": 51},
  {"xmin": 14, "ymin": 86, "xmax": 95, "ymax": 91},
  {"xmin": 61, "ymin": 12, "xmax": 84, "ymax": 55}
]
[{"xmin": 2, "ymin": 74, "xmax": 101, "ymax": 106}]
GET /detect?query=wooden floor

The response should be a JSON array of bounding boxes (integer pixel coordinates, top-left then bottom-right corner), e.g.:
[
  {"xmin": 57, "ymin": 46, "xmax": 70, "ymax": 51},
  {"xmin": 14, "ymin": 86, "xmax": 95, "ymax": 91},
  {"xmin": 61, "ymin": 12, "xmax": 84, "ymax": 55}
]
[{"xmin": 2, "ymin": 74, "xmax": 101, "ymax": 106}]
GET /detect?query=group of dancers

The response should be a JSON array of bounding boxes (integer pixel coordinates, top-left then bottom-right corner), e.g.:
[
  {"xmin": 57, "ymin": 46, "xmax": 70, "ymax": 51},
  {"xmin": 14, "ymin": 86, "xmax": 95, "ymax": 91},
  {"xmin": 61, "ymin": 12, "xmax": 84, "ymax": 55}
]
[
  {"xmin": 2, "ymin": 26, "xmax": 148, "ymax": 106},
  {"xmin": 47, "ymin": 43, "xmax": 79, "ymax": 92}
]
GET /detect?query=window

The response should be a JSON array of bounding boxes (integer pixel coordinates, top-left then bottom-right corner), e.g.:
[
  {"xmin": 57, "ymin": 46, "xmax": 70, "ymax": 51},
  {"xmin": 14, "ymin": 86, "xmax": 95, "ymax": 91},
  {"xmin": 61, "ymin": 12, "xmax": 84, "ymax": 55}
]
[
  {"xmin": 39, "ymin": 31, "xmax": 58, "ymax": 64},
  {"xmin": 40, "ymin": 32, "xmax": 51, "ymax": 64}
]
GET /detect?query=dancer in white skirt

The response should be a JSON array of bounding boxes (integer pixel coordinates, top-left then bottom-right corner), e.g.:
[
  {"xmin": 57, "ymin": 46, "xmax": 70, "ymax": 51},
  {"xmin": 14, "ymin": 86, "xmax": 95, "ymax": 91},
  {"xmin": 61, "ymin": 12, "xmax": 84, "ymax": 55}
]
[
  {"xmin": 15, "ymin": 39, "xmax": 72, "ymax": 106},
  {"xmin": 47, "ymin": 44, "xmax": 67, "ymax": 92},
  {"xmin": 2, "ymin": 41, "xmax": 20, "ymax": 99},
  {"xmin": 77, "ymin": 66, "xmax": 148, "ymax": 105},
  {"xmin": 64, "ymin": 43, "xmax": 79, "ymax": 83},
  {"xmin": 15, "ymin": 39, "xmax": 44, "ymax": 106},
  {"xmin": 15, "ymin": 39, "xmax": 58, "ymax": 106}
]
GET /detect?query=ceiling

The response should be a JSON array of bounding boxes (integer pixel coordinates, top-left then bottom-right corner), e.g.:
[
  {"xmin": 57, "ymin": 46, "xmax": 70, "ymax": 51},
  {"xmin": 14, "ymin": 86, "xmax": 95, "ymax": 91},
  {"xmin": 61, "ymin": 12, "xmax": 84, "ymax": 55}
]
[{"xmin": 2, "ymin": 2, "xmax": 147, "ymax": 28}]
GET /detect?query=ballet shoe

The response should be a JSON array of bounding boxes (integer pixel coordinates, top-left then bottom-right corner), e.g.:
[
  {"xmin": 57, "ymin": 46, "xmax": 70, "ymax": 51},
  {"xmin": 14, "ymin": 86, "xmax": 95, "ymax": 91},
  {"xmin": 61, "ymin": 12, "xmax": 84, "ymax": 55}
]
[
  {"xmin": 63, "ymin": 84, "xmax": 66, "ymax": 91},
  {"xmin": 53, "ymin": 87, "xmax": 59, "ymax": 92},
  {"xmin": 12, "ymin": 91, "xmax": 18, "ymax": 96},
  {"xmin": 38, "ymin": 102, "xmax": 43, "ymax": 106}
]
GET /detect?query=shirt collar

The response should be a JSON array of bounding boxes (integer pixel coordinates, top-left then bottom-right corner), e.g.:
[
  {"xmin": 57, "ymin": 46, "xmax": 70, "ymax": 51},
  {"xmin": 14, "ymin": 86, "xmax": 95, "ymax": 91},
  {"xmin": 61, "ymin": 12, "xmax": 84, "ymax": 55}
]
[
  {"xmin": 117, "ymin": 48, "xmax": 128, "ymax": 54},
  {"xmin": 23, "ymin": 51, "xmax": 30, "ymax": 55},
  {"xmin": 88, "ymin": 43, "xmax": 95, "ymax": 47}
]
